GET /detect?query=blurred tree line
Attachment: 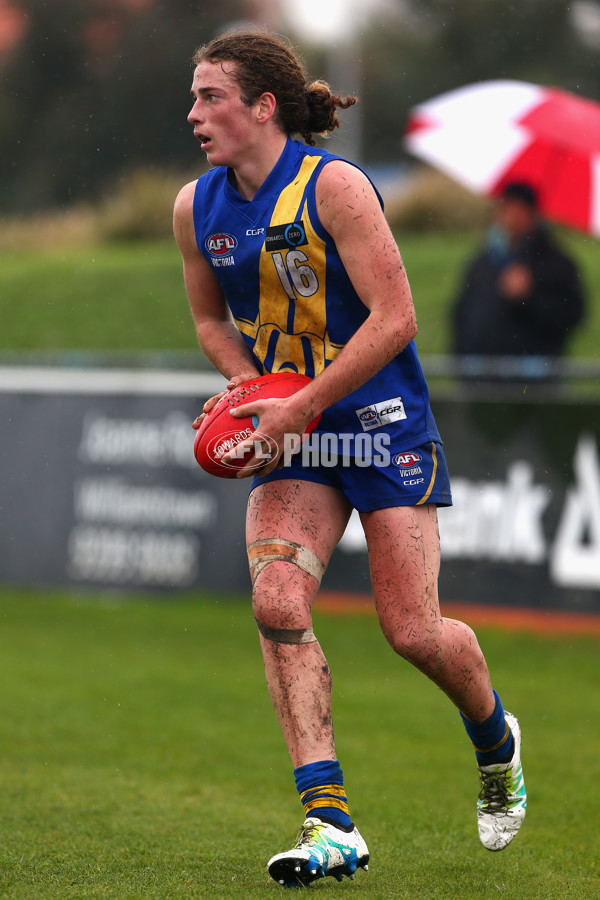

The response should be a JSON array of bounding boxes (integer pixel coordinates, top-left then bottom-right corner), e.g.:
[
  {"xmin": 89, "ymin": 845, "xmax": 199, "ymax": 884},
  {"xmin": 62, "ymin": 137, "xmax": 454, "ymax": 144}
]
[
  {"xmin": 1, "ymin": 0, "xmax": 599, "ymax": 213},
  {"xmin": 0, "ymin": 0, "xmax": 245, "ymax": 211}
]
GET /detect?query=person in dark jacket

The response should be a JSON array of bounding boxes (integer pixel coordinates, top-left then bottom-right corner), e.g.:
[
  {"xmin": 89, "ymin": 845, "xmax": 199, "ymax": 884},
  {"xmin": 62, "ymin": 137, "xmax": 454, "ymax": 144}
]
[{"xmin": 451, "ymin": 182, "xmax": 585, "ymax": 379}]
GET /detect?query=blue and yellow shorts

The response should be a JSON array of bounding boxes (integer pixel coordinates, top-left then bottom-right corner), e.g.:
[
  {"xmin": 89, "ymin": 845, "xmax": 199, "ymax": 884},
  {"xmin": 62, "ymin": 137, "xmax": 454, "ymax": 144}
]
[{"xmin": 251, "ymin": 438, "xmax": 452, "ymax": 513}]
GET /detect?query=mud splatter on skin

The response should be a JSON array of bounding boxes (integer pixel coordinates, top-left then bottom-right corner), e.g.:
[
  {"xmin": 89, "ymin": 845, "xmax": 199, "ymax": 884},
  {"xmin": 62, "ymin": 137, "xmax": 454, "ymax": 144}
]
[
  {"xmin": 247, "ymin": 480, "xmax": 496, "ymax": 769},
  {"xmin": 251, "ymin": 559, "xmax": 336, "ymax": 763},
  {"xmin": 247, "ymin": 480, "xmax": 351, "ymax": 765},
  {"xmin": 261, "ymin": 638, "xmax": 336, "ymax": 766},
  {"xmin": 252, "ymin": 562, "xmax": 315, "ymax": 630},
  {"xmin": 361, "ymin": 504, "xmax": 496, "ymax": 723}
]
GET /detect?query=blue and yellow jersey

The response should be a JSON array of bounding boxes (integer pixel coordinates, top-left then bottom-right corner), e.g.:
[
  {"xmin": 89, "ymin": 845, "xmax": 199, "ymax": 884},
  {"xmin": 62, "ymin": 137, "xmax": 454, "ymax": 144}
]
[{"xmin": 193, "ymin": 137, "xmax": 440, "ymax": 445}]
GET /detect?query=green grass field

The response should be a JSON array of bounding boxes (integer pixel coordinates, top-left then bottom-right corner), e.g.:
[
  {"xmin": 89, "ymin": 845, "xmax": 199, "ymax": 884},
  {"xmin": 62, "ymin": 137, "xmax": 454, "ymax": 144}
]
[
  {"xmin": 1, "ymin": 589, "xmax": 598, "ymax": 899},
  {"xmin": 1, "ymin": 226, "xmax": 599, "ymax": 897},
  {"xmin": 1, "ymin": 232, "xmax": 598, "ymax": 358}
]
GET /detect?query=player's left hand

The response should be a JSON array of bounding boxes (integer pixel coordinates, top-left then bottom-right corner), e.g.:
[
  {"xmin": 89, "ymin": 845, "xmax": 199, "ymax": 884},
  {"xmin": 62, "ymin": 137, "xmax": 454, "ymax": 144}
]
[
  {"xmin": 192, "ymin": 372, "xmax": 261, "ymax": 429},
  {"xmin": 223, "ymin": 393, "xmax": 314, "ymax": 478}
]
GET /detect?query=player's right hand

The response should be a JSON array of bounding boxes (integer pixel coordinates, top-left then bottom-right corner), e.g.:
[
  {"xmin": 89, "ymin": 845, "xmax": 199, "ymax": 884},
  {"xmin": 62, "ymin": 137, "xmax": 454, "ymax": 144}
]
[{"xmin": 192, "ymin": 373, "xmax": 260, "ymax": 429}]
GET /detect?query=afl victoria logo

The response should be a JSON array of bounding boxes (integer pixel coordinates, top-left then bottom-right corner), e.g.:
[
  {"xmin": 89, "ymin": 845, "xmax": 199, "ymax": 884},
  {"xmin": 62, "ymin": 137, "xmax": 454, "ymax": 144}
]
[
  {"xmin": 205, "ymin": 233, "xmax": 238, "ymax": 257},
  {"xmin": 393, "ymin": 451, "xmax": 422, "ymax": 467},
  {"xmin": 359, "ymin": 409, "xmax": 378, "ymax": 424}
]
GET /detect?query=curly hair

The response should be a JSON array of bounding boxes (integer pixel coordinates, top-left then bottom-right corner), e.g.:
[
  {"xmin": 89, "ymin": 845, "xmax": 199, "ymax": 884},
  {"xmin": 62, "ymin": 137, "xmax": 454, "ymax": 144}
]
[{"xmin": 192, "ymin": 30, "xmax": 357, "ymax": 146}]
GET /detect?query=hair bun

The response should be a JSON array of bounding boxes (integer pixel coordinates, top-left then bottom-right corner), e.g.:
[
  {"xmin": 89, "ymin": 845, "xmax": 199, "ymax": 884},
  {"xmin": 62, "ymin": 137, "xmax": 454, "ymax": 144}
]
[
  {"xmin": 193, "ymin": 31, "xmax": 357, "ymax": 147},
  {"xmin": 304, "ymin": 81, "xmax": 357, "ymax": 142}
]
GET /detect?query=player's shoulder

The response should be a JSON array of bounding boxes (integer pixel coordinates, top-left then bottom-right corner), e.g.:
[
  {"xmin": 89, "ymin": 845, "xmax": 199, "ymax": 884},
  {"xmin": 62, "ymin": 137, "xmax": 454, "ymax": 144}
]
[
  {"xmin": 174, "ymin": 166, "xmax": 227, "ymax": 219},
  {"xmin": 173, "ymin": 179, "xmax": 197, "ymax": 220},
  {"xmin": 315, "ymin": 159, "xmax": 384, "ymax": 232},
  {"xmin": 316, "ymin": 158, "xmax": 373, "ymax": 195},
  {"xmin": 173, "ymin": 179, "xmax": 200, "ymax": 252}
]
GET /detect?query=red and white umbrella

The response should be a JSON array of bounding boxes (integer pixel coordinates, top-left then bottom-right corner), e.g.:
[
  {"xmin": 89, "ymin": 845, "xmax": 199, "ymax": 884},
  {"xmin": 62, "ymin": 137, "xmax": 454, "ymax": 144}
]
[{"xmin": 404, "ymin": 79, "xmax": 600, "ymax": 237}]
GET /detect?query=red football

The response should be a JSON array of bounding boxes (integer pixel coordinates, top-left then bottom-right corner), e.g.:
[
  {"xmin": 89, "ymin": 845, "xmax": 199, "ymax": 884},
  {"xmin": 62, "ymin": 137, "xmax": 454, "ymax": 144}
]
[{"xmin": 194, "ymin": 372, "xmax": 321, "ymax": 478}]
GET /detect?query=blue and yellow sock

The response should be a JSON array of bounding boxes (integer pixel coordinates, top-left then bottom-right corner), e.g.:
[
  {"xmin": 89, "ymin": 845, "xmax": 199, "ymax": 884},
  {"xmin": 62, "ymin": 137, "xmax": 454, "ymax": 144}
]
[
  {"xmin": 460, "ymin": 690, "xmax": 514, "ymax": 766},
  {"xmin": 294, "ymin": 759, "xmax": 353, "ymax": 830}
]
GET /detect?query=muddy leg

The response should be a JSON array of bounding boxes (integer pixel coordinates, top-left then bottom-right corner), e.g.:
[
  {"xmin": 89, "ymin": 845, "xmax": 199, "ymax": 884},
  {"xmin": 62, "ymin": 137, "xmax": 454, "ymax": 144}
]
[
  {"xmin": 361, "ymin": 504, "xmax": 495, "ymax": 722},
  {"xmin": 246, "ymin": 480, "xmax": 352, "ymax": 764}
]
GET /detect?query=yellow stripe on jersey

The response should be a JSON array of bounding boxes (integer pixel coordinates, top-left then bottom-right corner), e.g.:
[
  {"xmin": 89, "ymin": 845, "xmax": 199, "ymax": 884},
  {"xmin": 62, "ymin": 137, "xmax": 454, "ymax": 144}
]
[
  {"xmin": 233, "ymin": 155, "xmax": 344, "ymax": 376},
  {"xmin": 272, "ymin": 154, "xmax": 322, "ymax": 226}
]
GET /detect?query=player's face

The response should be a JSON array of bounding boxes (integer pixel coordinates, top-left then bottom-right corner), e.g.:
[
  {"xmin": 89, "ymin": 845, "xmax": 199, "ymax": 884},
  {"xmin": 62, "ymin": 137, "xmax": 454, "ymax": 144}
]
[{"xmin": 188, "ymin": 61, "xmax": 259, "ymax": 168}]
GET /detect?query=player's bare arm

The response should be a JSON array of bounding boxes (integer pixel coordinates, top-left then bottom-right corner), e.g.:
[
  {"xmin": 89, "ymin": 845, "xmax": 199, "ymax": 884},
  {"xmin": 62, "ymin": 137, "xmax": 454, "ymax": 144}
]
[{"xmin": 174, "ymin": 180, "xmax": 260, "ymax": 420}]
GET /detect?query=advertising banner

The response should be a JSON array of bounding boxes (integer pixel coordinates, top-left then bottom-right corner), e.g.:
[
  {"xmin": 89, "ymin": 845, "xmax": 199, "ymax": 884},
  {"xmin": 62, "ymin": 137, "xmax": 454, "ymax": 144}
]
[
  {"xmin": 335, "ymin": 396, "xmax": 600, "ymax": 612},
  {"xmin": 0, "ymin": 368, "xmax": 249, "ymax": 594},
  {"xmin": 1, "ymin": 367, "xmax": 599, "ymax": 612}
]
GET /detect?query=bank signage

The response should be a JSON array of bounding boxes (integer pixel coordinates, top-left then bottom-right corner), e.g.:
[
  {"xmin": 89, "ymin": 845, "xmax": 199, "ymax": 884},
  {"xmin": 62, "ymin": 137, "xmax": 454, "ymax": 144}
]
[
  {"xmin": 337, "ymin": 399, "xmax": 600, "ymax": 611},
  {"xmin": 440, "ymin": 434, "xmax": 600, "ymax": 590}
]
